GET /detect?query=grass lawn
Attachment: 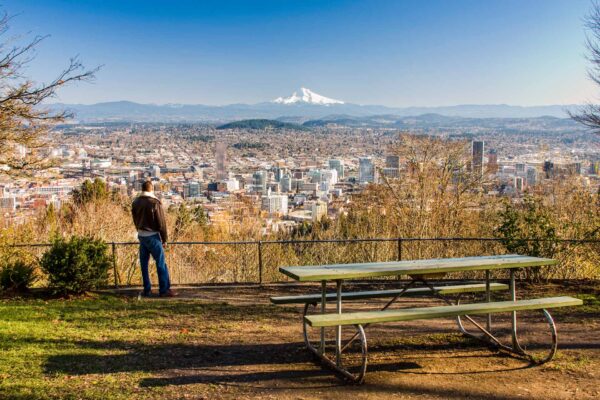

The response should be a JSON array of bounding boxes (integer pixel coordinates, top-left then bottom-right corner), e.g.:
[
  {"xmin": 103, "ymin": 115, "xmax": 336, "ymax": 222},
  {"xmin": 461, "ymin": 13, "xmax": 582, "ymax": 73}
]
[
  {"xmin": 0, "ymin": 293, "xmax": 299, "ymax": 399},
  {"xmin": 0, "ymin": 283, "xmax": 599, "ymax": 399}
]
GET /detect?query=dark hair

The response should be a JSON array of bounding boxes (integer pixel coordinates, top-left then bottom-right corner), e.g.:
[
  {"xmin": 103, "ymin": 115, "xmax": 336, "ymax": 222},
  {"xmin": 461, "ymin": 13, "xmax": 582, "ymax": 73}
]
[{"xmin": 142, "ymin": 181, "xmax": 153, "ymax": 192}]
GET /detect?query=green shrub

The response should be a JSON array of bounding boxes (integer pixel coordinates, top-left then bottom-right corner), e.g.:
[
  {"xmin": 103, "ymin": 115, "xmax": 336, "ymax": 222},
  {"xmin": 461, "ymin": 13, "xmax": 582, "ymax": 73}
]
[
  {"xmin": 0, "ymin": 260, "xmax": 37, "ymax": 292},
  {"xmin": 495, "ymin": 196, "xmax": 558, "ymax": 282},
  {"xmin": 40, "ymin": 236, "xmax": 111, "ymax": 295}
]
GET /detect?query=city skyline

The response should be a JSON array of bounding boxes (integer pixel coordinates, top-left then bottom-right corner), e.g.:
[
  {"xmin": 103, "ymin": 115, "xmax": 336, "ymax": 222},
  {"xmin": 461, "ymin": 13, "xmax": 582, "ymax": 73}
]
[{"xmin": 3, "ymin": 0, "xmax": 597, "ymax": 107}]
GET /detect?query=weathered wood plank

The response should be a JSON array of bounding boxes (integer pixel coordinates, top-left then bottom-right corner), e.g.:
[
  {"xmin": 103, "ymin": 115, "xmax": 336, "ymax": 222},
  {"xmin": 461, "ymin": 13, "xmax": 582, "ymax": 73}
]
[
  {"xmin": 280, "ymin": 255, "xmax": 557, "ymax": 282},
  {"xmin": 270, "ymin": 283, "xmax": 509, "ymax": 304},
  {"xmin": 305, "ymin": 296, "xmax": 582, "ymax": 327}
]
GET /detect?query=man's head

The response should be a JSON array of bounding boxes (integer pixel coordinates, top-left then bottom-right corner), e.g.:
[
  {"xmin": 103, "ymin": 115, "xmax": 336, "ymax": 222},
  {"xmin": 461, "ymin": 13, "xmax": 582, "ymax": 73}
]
[{"xmin": 142, "ymin": 181, "xmax": 153, "ymax": 192}]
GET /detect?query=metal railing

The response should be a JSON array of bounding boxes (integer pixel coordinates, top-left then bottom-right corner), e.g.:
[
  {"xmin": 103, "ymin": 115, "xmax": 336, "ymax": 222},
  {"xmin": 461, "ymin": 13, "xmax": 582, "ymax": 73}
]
[{"xmin": 4, "ymin": 237, "xmax": 600, "ymax": 287}]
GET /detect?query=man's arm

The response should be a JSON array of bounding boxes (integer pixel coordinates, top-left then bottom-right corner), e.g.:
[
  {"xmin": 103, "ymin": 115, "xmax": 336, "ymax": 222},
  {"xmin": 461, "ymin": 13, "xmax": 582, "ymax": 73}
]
[
  {"xmin": 131, "ymin": 199, "xmax": 138, "ymax": 229},
  {"xmin": 156, "ymin": 202, "xmax": 168, "ymax": 244}
]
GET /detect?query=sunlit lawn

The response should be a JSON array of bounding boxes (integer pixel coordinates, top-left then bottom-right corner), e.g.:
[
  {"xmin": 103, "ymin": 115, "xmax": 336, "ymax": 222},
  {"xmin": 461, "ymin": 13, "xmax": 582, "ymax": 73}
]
[
  {"xmin": 0, "ymin": 285, "xmax": 598, "ymax": 399},
  {"xmin": 0, "ymin": 294, "xmax": 298, "ymax": 399}
]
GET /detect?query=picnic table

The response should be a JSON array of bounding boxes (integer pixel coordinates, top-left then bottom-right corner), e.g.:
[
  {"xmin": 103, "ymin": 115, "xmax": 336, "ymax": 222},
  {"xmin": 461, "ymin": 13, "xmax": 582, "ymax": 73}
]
[{"xmin": 271, "ymin": 254, "xmax": 582, "ymax": 383}]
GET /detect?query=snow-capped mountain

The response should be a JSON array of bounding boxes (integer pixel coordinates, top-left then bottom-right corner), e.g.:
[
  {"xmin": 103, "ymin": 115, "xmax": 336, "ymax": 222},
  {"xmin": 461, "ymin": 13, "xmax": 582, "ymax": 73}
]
[{"xmin": 273, "ymin": 87, "xmax": 344, "ymax": 105}]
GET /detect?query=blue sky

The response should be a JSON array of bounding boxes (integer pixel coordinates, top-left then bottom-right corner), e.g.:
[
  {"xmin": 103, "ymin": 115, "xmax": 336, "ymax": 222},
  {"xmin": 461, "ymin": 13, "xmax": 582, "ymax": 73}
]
[{"xmin": 3, "ymin": 0, "xmax": 596, "ymax": 106}]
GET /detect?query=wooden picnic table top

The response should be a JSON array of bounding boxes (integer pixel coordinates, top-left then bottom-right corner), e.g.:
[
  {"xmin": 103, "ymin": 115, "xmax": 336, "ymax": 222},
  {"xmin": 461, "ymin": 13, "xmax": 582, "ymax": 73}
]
[{"xmin": 279, "ymin": 254, "xmax": 557, "ymax": 282}]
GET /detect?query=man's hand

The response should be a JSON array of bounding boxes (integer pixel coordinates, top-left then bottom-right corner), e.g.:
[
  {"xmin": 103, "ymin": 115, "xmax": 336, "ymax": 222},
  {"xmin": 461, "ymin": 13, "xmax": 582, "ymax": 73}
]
[{"xmin": 162, "ymin": 242, "xmax": 167, "ymax": 250}]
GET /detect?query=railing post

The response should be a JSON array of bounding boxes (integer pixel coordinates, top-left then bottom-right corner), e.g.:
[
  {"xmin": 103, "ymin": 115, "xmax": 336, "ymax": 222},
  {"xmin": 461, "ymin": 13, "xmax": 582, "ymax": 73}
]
[
  {"xmin": 397, "ymin": 238, "xmax": 403, "ymax": 261},
  {"xmin": 397, "ymin": 238, "xmax": 403, "ymax": 280},
  {"xmin": 111, "ymin": 242, "xmax": 119, "ymax": 289},
  {"xmin": 258, "ymin": 240, "xmax": 263, "ymax": 285}
]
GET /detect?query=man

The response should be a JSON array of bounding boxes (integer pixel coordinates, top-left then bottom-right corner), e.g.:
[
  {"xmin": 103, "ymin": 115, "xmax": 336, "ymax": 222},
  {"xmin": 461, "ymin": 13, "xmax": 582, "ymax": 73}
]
[{"xmin": 131, "ymin": 181, "xmax": 177, "ymax": 297}]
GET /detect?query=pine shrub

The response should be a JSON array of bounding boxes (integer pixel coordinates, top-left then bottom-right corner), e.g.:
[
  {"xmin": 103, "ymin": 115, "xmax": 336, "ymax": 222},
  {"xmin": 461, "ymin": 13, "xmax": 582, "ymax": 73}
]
[
  {"xmin": 0, "ymin": 260, "xmax": 37, "ymax": 292},
  {"xmin": 40, "ymin": 236, "xmax": 111, "ymax": 295}
]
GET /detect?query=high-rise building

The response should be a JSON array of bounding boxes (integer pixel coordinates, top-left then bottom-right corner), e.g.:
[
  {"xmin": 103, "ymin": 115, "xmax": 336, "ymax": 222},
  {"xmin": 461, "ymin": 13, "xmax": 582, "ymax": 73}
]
[
  {"xmin": 150, "ymin": 165, "xmax": 161, "ymax": 178},
  {"xmin": 224, "ymin": 178, "xmax": 240, "ymax": 192},
  {"xmin": 311, "ymin": 200, "xmax": 328, "ymax": 222},
  {"xmin": 252, "ymin": 171, "xmax": 267, "ymax": 194},
  {"xmin": 487, "ymin": 149, "xmax": 498, "ymax": 174},
  {"xmin": 261, "ymin": 193, "xmax": 288, "ymax": 216},
  {"xmin": 382, "ymin": 168, "xmax": 400, "ymax": 178},
  {"xmin": 183, "ymin": 181, "xmax": 202, "ymax": 198},
  {"xmin": 472, "ymin": 141, "xmax": 485, "ymax": 176},
  {"xmin": 359, "ymin": 157, "xmax": 375, "ymax": 183},
  {"xmin": 515, "ymin": 163, "xmax": 526, "ymax": 174},
  {"xmin": 543, "ymin": 160, "xmax": 554, "ymax": 178},
  {"xmin": 328, "ymin": 159, "xmax": 344, "ymax": 179},
  {"xmin": 514, "ymin": 176, "xmax": 524, "ymax": 192},
  {"xmin": 320, "ymin": 169, "xmax": 338, "ymax": 185},
  {"xmin": 280, "ymin": 174, "xmax": 292, "ymax": 192},
  {"xmin": 308, "ymin": 169, "xmax": 322, "ymax": 184},
  {"xmin": 385, "ymin": 155, "xmax": 400, "ymax": 169},
  {"xmin": 215, "ymin": 142, "xmax": 228, "ymax": 180},
  {"xmin": 526, "ymin": 167, "xmax": 537, "ymax": 186},
  {"xmin": 383, "ymin": 155, "xmax": 400, "ymax": 178},
  {"xmin": 273, "ymin": 166, "xmax": 286, "ymax": 182}
]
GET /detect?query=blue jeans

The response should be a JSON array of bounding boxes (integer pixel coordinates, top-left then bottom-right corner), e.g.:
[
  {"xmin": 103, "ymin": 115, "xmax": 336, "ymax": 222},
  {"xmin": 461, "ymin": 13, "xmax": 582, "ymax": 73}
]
[{"xmin": 138, "ymin": 234, "xmax": 171, "ymax": 294}]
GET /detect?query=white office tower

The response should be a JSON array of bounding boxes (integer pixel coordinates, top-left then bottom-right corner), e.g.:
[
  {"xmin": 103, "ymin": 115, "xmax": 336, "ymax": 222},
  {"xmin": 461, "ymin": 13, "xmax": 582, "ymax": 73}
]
[
  {"xmin": 150, "ymin": 165, "xmax": 161, "ymax": 178},
  {"xmin": 128, "ymin": 170, "xmax": 138, "ymax": 183},
  {"xmin": 280, "ymin": 174, "xmax": 292, "ymax": 192},
  {"xmin": 321, "ymin": 169, "xmax": 338, "ymax": 185},
  {"xmin": 15, "ymin": 144, "xmax": 27, "ymax": 159},
  {"xmin": 311, "ymin": 200, "xmax": 328, "ymax": 222},
  {"xmin": 359, "ymin": 157, "xmax": 375, "ymax": 183},
  {"xmin": 224, "ymin": 178, "xmax": 240, "ymax": 192},
  {"xmin": 328, "ymin": 159, "xmax": 344, "ymax": 179},
  {"xmin": 261, "ymin": 193, "xmax": 289, "ymax": 216},
  {"xmin": 526, "ymin": 167, "xmax": 537, "ymax": 186},
  {"xmin": 514, "ymin": 176, "xmax": 524, "ymax": 192}
]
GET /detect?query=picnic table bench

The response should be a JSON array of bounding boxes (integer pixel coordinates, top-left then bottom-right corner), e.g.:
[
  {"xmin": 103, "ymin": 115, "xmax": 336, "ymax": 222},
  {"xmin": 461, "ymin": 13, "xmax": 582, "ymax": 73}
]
[{"xmin": 271, "ymin": 254, "xmax": 582, "ymax": 383}]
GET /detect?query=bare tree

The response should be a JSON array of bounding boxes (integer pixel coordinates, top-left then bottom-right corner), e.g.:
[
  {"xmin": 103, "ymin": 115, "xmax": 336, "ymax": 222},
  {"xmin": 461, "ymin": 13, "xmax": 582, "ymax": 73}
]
[
  {"xmin": 0, "ymin": 12, "xmax": 99, "ymax": 175},
  {"xmin": 570, "ymin": 1, "xmax": 600, "ymax": 133}
]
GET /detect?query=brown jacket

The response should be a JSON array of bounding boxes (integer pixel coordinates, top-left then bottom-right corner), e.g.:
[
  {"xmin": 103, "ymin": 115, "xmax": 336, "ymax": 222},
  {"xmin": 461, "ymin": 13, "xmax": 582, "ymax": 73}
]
[{"xmin": 132, "ymin": 193, "xmax": 168, "ymax": 243}]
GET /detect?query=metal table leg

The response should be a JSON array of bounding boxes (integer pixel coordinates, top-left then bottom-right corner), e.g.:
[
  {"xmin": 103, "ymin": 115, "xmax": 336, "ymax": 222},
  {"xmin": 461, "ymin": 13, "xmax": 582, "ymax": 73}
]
[
  {"xmin": 486, "ymin": 270, "xmax": 492, "ymax": 331},
  {"xmin": 335, "ymin": 279, "xmax": 342, "ymax": 366},
  {"xmin": 510, "ymin": 268, "xmax": 524, "ymax": 352},
  {"xmin": 320, "ymin": 280, "xmax": 326, "ymax": 354}
]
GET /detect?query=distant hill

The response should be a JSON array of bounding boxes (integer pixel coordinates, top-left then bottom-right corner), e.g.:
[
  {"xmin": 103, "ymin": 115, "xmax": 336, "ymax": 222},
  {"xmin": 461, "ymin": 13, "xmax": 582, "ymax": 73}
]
[
  {"xmin": 217, "ymin": 119, "xmax": 309, "ymax": 131},
  {"xmin": 300, "ymin": 113, "xmax": 583, "ymax": 131},
  {"xmin": 49, "ymin": 98, "xmax": 579, "ymax": 123}
]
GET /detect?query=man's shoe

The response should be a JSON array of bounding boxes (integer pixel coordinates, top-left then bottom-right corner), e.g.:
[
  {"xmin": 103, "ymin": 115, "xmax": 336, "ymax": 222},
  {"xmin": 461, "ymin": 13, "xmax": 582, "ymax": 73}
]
[
  {"xmin": 159, "ymin": 289, "xmax": 178, "ymax": 297},
  {"xmin": 137, "ymin": 291, "xmax": 152, "ymax": 300}
]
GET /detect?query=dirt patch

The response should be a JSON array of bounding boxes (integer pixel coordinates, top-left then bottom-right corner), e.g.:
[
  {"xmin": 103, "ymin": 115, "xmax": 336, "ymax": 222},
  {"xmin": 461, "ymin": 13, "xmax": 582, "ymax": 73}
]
[{"xmin": 100, "ymin": 281, "xmax": 600, "ymax": 399}]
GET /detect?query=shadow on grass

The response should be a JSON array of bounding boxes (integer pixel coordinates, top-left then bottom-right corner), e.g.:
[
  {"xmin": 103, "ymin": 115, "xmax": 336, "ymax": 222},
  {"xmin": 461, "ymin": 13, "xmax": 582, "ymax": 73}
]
[
  {"xmin": 45, "ymin": 341, "xmax": 311, "ymax": 375},
  {"xmin": 43, "ymin": 336, "xmax": 546, "ymax": 382}
]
